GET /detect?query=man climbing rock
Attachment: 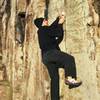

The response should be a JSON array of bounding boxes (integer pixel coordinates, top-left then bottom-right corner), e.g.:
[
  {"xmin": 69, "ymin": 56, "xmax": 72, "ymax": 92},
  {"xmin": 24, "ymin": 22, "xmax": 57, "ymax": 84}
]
[{"xmin": 34, "ymin": 12, "xmax": 82, "ymax": 100}]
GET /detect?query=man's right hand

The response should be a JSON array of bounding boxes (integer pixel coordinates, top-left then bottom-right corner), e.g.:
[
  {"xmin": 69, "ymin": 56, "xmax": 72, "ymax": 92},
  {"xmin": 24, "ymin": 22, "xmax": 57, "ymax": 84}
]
[{"xmin": 58, "ymin": 12, "xmax": 65, "ymax": 24}]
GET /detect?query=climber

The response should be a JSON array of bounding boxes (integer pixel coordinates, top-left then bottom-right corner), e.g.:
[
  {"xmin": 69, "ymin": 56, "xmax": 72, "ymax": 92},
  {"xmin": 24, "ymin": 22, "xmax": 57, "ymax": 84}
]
[{"xmin": 34, "ymin": 12, "xmax": 82, "ymax": 100}]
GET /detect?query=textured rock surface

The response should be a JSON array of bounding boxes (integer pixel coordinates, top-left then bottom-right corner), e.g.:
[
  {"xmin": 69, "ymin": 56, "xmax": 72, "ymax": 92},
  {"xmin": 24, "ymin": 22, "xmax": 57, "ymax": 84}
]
[{"xmin": 0, "ymin": 0, "xmax": 100, "ymax": 100}]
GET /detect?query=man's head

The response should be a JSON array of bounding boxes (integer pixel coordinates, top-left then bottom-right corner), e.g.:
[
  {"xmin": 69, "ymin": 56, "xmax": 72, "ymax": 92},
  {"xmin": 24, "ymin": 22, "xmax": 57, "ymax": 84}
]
[
  {"xmin": 34, "ymin": 18, "xmax": 48, "ymax": 28},
  {"xmin": 34, "ymin": 18, "xmax": 44, "ymax": 28}
]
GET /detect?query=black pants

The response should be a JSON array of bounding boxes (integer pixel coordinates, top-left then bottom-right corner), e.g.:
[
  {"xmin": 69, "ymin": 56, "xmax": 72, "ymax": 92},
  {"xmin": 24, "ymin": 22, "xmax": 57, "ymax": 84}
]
[{"xmin": 42, "ymin": 49, "xmax": 77, "ymax": 100}]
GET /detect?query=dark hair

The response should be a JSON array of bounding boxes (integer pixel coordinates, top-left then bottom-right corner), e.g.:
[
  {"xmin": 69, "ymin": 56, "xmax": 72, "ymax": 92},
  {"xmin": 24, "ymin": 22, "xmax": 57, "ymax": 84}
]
[{"xmin": 34, "ymin": 18, "xmax": 44, "ymax": 28}]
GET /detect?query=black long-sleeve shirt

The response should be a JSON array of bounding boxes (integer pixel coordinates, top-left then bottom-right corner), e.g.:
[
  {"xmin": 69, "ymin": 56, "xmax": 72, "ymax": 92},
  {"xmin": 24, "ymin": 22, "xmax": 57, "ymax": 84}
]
[{"xmin": 35, "ymin": 17, "xmax": 64, "ymax": 54}]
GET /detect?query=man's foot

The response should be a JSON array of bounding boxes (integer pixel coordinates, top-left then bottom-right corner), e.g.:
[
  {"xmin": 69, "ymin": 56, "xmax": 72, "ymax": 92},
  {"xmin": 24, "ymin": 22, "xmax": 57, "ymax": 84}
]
[{"xmin": 65, "ymin": 78, "xmax": 82, "ymax": 89}]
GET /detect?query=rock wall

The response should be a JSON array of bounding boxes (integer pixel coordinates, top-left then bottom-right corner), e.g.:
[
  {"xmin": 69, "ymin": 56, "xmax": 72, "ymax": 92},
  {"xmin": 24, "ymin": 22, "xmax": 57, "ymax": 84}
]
[{"xmin": 0, "ymin": 0, "xmax": 100, "ymax": 100}]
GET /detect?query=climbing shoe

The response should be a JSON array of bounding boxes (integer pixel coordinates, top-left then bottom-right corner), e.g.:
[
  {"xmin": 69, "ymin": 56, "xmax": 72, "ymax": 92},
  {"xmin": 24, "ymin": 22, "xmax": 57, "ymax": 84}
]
[{"xmin": 65, "ymin": 78, "xmax": 82, "ymax": 89}]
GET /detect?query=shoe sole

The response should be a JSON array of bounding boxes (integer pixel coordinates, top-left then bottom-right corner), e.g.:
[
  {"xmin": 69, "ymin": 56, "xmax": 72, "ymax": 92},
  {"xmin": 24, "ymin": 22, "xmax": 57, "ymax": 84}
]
[{"xmin": 68, "ymin": 82, "xmax": 82, "ymax": 89}]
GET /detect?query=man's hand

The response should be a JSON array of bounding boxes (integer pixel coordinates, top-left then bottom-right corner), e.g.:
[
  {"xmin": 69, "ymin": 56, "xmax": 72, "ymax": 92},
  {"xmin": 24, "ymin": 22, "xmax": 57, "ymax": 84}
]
[{"xmin": 58, "ymin": 12, "xmax": 65, "ymax": 24}]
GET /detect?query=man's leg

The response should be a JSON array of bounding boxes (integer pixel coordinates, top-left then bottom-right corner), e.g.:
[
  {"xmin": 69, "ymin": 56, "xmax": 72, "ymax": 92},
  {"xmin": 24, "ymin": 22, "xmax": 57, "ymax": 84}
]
[
  {"xmin": 44, "ymin": 50, "xmax": 77, "ymax": 79},
  {"xmin": 42, "ymin": 49, "xmax": 81, "ymax": 92},
  {"xmin": 53, "ymin": 50, "xmax": 82, "ymax": 88},
  {"xmin": 63, "ymin": 54, "xmax": 77, "ymax": 79},
  {"xmin": 46, "ymin": 63, "xmax": 60, "ymax": 100}
]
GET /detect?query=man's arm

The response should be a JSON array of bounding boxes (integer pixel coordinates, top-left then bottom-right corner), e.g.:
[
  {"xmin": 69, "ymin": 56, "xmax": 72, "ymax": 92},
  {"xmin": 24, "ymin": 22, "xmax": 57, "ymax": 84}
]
[
  {"xmin": 48, "ymin": 12, "xmax": 65, "ymax": 37},
  {"xmin": 50, "ymin": 17, "xmax": 59, "ymax": 28},
  {"xmin": 50, "ymin": 11, "xmax": 65, "ymax": 27},
  {"xmin": 48, "ymin": 23, "xmax": 63, "ymax": 37}
]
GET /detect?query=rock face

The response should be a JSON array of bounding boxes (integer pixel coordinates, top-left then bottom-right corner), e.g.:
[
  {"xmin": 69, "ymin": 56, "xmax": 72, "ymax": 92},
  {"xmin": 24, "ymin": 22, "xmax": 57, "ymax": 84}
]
[{"xmin": 0, "ymin": 0, "xmax": 100, "ymax": 100}]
